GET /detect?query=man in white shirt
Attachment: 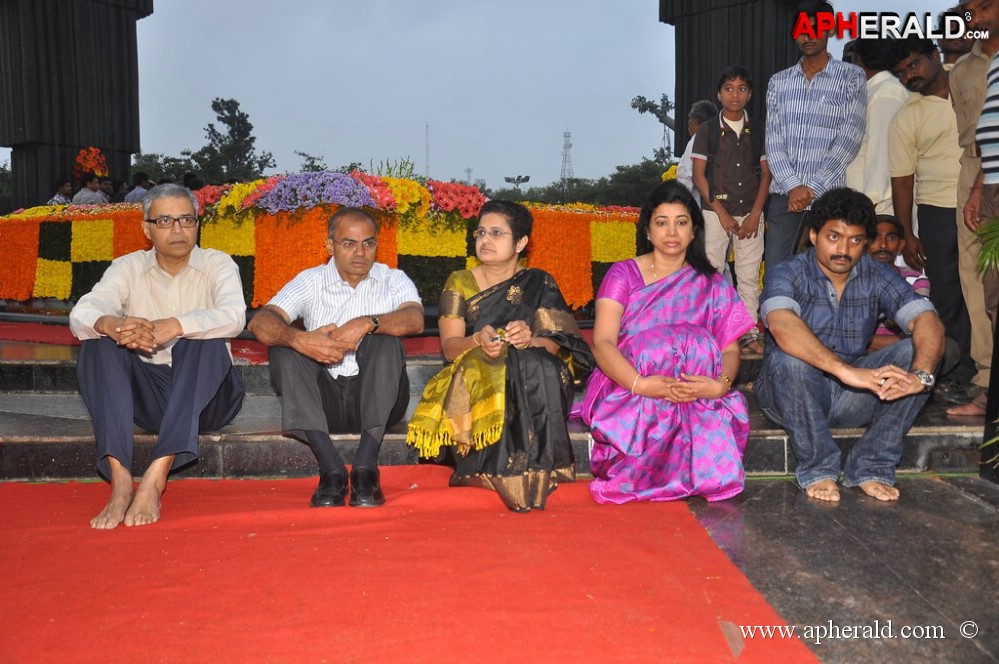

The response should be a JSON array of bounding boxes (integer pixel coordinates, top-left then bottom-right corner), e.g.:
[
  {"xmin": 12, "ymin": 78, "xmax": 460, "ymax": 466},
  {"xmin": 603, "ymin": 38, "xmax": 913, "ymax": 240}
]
[
  {"xmin": 249, "ymin": 207, "xmax": 424, "ymax": 509},
  {"xmin": 846, "ymin": 38, "xmax": 910, "ymax": 214},
  {"xmin": 70, "ymin": 184, "xmax": 247, "ymax": 529}
]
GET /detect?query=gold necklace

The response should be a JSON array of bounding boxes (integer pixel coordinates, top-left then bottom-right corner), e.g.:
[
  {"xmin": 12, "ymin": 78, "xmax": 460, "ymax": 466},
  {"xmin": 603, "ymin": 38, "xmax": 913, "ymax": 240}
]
[{"xmin": 648, "ymin": 257, "xmax": 658, "ymax": 280}]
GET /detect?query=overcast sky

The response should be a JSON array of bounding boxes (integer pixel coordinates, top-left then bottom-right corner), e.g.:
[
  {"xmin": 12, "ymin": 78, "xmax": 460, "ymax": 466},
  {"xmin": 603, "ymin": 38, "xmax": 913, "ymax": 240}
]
[{"xmin": 0, "ymin": 0, "xmax": 946, "ymax": 190}]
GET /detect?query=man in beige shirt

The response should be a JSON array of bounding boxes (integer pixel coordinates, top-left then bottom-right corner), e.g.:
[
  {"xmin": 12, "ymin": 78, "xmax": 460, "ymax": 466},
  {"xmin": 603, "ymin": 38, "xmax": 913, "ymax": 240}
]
[
  {"xmin": 889, "ymin": 37, "xmax": 976, "ymax": 389},
  {"xmin": 948, "ymin": 0, "xmax": 999, "ymax": 415},
  {"xmin": 70, "ymin": 184, "xmax": 246, "ymax": 529}
]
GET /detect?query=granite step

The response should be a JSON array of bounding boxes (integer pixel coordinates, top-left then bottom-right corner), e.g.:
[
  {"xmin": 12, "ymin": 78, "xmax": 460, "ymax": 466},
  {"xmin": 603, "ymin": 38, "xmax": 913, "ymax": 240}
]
[{"xmin": 0, "ymin": 391, "xmax": 984, "ymax": 482}]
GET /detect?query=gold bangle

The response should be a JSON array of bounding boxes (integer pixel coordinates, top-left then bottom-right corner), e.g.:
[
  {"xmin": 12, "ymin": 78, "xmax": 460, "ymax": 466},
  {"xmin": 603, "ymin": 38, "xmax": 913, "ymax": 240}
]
[
  {"xmin": 630, "ymin": 374, "xmax": 642, "ymax": 394},
  {"xmin": 719, "ymin": 374, "xmax": 732, "ymax": 388},
  {"xmin": 472, "ymin": 333, "xmax": 481, "ymax": 347}
]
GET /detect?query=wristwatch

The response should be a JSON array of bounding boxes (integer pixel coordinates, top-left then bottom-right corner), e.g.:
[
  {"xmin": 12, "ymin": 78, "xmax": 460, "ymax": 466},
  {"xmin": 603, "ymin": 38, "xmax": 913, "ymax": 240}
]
[
  {"xmin": 368, "ymin": 315, "xmax": 380, "ymax": 334},
  {"xmin": 912, "ymin": 370, "xmax": 935, "ymax": 393}
]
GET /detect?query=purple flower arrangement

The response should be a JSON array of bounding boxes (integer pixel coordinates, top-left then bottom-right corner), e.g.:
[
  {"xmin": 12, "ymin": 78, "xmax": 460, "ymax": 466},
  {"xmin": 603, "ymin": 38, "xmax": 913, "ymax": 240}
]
[{"xmin": 254, "ymin": 172, "xmax": 374, "ymax": 214}]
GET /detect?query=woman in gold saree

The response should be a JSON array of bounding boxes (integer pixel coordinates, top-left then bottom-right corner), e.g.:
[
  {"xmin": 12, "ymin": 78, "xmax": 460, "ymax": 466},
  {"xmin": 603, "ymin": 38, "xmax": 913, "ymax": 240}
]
[{"xmin": 407, "ymin": 200, "xmax": 593, "ymax": 512}]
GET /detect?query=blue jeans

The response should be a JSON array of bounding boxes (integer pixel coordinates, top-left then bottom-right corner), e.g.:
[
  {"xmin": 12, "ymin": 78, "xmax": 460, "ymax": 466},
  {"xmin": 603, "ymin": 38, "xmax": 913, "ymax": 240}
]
[{"xmin": 755, "ymin": 340, "xmax": 929, "ymax": 488}]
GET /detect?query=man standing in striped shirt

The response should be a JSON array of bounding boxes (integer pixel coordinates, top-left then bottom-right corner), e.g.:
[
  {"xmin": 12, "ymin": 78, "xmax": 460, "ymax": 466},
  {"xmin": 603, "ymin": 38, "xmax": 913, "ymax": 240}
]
[
  {"xmin": 249, "ymin": 207, "xmax": 424, "ymax": 508},
  {"xmin": 764, "ymin": 0, "xmax": 866, "ymax": 268}
]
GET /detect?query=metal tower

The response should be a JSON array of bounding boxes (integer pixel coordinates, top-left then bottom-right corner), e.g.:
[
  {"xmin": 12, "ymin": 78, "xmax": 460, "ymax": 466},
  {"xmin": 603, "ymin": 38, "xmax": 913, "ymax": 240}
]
[{"xmin": 560, "ymin": 131, "xmax": 574, "ymax": 181}]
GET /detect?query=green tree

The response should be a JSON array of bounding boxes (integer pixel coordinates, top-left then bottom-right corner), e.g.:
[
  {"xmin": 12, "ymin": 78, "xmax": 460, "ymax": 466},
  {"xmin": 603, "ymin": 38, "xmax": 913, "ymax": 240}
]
[
  {"xmin": 589, "ymin": 160, "xmax": 666, "ymax": 206},
  {"xmin": 189, "ymin": 98, "xmax": 276, "ymax": 183},
  {"xmin": 295, "ymin": 150, "xmax": 328, "ymax": 172},
  {"xmin": 131, "ymin": 152, "xmax": 196, "ymax": 184},
  {"xmin": 631, "ymin": 93, "xmax": 676, "ymax": 164},
  {"xmin": 0, "ymin": 160, "xmax": 12, "ymax": 214}
]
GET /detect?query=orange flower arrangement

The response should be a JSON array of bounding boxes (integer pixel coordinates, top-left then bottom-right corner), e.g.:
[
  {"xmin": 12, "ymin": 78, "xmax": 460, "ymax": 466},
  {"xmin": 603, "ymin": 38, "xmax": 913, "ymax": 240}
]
[
  {"xmin": 252, "ymin": 207, "xmax": 331, "ymax": 306},
  {"xmin": 73, "ymin": 147, "xmax": 109, "ymax": 180},
  {"xmin": 526, "ymin": 207, "xmax": 594, "ymax": 308}
]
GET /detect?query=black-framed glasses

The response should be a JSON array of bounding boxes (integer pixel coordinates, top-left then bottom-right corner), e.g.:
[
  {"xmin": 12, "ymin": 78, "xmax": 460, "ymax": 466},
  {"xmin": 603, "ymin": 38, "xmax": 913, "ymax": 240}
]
[
  {"xmin": 472, "ymin": 228, "xmax": 513, "ymax": 240},
  {"xmin": 145, "ymin": 215, "xmax": 198, "ymax": 229},
  {"xmin": 331, "ymin": 238, "xmax": 378, "ymax": 251}
]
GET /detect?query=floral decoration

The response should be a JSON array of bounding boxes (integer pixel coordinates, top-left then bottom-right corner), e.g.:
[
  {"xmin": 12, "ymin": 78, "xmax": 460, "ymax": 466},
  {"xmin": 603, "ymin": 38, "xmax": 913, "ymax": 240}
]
[
  {"xmin": 590, "ymin": 220, "xmax": 638, "ymax": 264},
  {"xmin": 0, "ymin": 171, "xmax": 642, "ymax": 311},
  {"xmin": 70, "ymin": 219, "xmax": 115, "ymax": 262},
  {"xmin": 73, "ymin": 147, "xmax": 109, "ymax": 180},
  {"xmin": 254, "ymin": 172, "xmax": 373, "ymax": 215},
  {"xmin": 351, "ymin": 171, "xmax": 396, "ymax": 210},
  {"xmin": 383, "ymin": 177, "xmax": 431, "ymax": 222},
  {"xmin": 661, "ymin": 164, "xmax": 678, "ymax": 182}
]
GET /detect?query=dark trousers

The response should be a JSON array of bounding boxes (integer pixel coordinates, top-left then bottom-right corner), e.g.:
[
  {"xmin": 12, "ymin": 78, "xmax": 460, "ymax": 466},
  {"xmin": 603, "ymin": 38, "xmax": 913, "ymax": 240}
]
[
  {"xmin": 269, "ymin": 335, "xmax": 409, "ymax": 469},
  {"xmin": 77, "ymin": 337, "xmax": 246, "ymax": 479},
  {"xmin": 918, "ymin": 204, "xmax": 975, "ymax": 384},
  {"xmin": 764, "ymin": 194, "xmax": 808, "ymax": 269}
]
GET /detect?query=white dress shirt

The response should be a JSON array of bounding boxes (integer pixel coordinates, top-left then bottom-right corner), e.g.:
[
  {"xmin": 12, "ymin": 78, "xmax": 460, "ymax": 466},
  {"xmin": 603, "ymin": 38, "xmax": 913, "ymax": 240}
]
[
  {"xmin": 268, "ymin": 261, "xmax": 421, "ymax": 378},
  {"xmin": 70, "ymin": 246, "xmax": 246, "ymax": 365}
]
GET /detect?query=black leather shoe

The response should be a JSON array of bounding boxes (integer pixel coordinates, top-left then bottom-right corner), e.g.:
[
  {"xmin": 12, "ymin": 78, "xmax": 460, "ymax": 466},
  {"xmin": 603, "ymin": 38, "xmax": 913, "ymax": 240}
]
[
  {"xmin": 310, "ymin": 471, "xmax": 347, "ymax": 507},
  {"xmin": 349, "ymin": 467, "xmax": 385, "ymax": 507}
]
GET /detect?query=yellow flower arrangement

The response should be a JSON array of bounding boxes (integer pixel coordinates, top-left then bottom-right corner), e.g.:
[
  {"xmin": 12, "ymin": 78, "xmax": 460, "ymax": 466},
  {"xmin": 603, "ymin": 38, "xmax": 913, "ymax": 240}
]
[
  {"xmin": 383, "ymin": 177, "xmax": 431, "ymax": 221},
  {"xmin": 70, "ymin": 219, "xmax": 115, "ymax": 262},
  {"xmin": 201, "ymin": 213, "xmax": 256, "ymax": 257},
  {"xmin": 33, "ymin": 258, "xmax": 73, "ymax": 299},
  {"xmin": 590, "ymin": 220, "xmax": 637, "ymax": 264},
  {"xmin": 661, "ymin": 164, "xmax": 678, "ymax": 181},
  {"xmin": 397, "ymin": 224, "xmax": 466, "ymax": 257}
]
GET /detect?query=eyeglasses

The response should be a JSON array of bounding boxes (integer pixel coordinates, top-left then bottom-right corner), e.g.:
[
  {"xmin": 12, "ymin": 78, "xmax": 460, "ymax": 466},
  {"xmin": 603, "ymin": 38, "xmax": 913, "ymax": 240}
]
[
  {"xmin": 331, "ymin": 238, "xmax": 378, "ymax": 251},
  {"xmin": 145, "ymin": 215, "xmax": 198, "ymax": 229},
  {"xmin": 472, "ymin": 228, "xmax": 513, "ymax": 240}
]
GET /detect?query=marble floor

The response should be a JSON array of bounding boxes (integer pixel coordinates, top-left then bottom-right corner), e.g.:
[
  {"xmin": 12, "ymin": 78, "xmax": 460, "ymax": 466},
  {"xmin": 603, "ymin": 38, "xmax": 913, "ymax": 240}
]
[{"xmin": 689, "ymin": 476, "xmax": 999, "ymax": 662}]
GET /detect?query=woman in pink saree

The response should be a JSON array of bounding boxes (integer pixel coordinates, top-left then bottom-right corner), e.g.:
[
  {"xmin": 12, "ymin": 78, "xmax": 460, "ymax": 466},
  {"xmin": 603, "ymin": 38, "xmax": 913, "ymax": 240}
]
[{"xmin": 582, "ymin": 181, "xmax": 755, "ymax": 503}]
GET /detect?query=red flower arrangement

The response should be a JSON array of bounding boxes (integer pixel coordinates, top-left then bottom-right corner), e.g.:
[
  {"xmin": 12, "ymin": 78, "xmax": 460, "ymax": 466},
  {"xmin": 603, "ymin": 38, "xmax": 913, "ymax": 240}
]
[{"xmin": 73, "ymin": 147, "xmax": 109, "ymax": 180}]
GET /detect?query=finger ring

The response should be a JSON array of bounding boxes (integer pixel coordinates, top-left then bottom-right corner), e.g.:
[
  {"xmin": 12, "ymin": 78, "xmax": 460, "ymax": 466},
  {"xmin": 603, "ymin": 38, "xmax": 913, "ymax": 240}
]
[{"xmin": 879, "ymin": 378, "xmax": 887, "ymax": 386}]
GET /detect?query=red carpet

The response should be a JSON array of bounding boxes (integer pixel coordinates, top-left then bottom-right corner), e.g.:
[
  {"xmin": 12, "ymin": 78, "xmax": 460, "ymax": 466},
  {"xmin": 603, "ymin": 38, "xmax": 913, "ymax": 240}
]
[
  {"xmin": 0, "ymin": 467, "xmax": 813, "ymax": 662},
  {"xmin": 0, "ymin": 321, "xmax": 444, "ymax": 361}
]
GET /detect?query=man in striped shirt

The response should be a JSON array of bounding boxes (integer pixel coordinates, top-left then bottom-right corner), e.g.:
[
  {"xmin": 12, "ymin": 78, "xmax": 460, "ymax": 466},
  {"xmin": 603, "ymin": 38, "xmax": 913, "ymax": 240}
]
[
  {"xmin": 764, "ymin": 0, "xmax": 866, "ymax": 268},
  {"xmin": 249, "ymin": 207, "xmax": 424, "ymax": 508}
]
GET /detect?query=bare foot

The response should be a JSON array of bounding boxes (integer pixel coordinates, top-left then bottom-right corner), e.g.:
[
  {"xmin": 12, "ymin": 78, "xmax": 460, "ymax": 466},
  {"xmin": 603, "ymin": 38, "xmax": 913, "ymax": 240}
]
[
  {"xmin": 804, "ymin": 479, "xmax": 841, "ymax": 502},
  {"xmin": 858, "ymin": 481, "xmax": 899, "ymax": 501},
  {"xmin": 90, "ymin": 482, "xmax": 134, "ymax": 529},
  {"xmin": 946, "ymin": 394, "xmax": 986, "ymax": 417},
  {"xmin": 124, "ymin": 484, "xmax": 163, "ymax": 526},
  {"xmin": 91, "ymin": 458, "xmax": 135, "ymax": 529},
  {"xmin": 124, "ymin": 455, "xmax": 173, "ymax": 527}
]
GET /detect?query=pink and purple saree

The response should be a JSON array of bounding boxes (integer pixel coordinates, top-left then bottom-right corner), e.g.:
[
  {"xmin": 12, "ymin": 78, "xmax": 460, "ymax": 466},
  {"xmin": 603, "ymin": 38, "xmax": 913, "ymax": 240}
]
[{"xmin": 582, "ymin": 260, "xmax": 754, "ymax": 503}]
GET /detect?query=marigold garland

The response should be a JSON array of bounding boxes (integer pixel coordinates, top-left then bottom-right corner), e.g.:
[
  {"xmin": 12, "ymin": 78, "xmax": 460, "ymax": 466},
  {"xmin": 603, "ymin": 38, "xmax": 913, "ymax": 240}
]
[
  {"xmin": 70, "ymin": 219, "xmax": 115, "ymax": 262},
  {"xmin": 252, "ymin": 207, "xmax": 331, "ymax": 307},
  {"xmin": 526, "ymin": 207, "xmax": 593, "ymax": 308},
  {"xmin": 0, "ymin": 217, "xmax": 42, "ymax": 300},
  {"xmin": 374, "ymin": 213, "xmax": 399, "ymax": 269},
  {"xmin": 590, "ymin": 220, "xmax": 638, "ymax": 264},
  {"xmin": 34, "ymin": 258, "xmax": 73, "ymax": 299},
  {"xmin": 201, "ymin": 213, "xmax": 255, "ymax": 257},
  {"xmin": 397, "ymin": 223, "xmax": 466, "ymax": 257}
]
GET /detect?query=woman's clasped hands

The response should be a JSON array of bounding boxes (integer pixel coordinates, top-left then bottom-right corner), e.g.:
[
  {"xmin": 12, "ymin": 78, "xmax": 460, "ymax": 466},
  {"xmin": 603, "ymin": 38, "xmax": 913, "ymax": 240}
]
[{"xmin": 634, "ymin": 373, "xmax": 727, "ymax": 402}]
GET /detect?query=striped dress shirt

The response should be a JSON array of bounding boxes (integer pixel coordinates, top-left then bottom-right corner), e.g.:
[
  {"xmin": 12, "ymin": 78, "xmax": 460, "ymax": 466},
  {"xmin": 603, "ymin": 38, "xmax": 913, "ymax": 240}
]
[
  {"xmin": 268, "ymin": 260, "xmax": 421, "ymax": 378},
  {"xmin": 766, "ymin": 56, "xmax": 867, "ymax": 199}
]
